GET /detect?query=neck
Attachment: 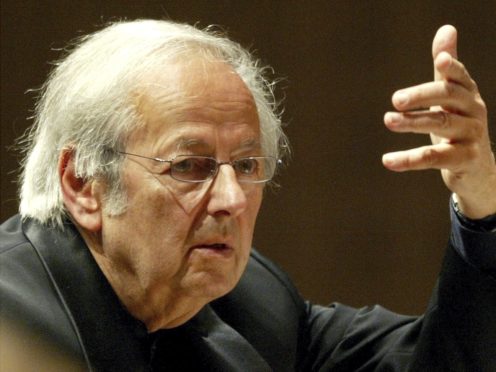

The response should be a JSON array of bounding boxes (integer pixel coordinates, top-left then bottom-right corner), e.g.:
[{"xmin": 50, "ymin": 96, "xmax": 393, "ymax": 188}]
[{"xmin": 82, "ymin": 239, "xmax": 204, "ymax": 331}]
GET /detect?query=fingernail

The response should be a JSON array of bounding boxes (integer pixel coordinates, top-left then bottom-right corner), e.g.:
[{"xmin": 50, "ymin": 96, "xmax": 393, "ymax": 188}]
[
  {"xmin": 385, "ymin": 112, "xmax": 402, "ymax": 125},
  {"xmin": 382, "ymin": 153, "xmax": 397, "ymax": 167},
  {"xmin": 393, "ymin": 92, "xmax": 409, "ymax": 106}
]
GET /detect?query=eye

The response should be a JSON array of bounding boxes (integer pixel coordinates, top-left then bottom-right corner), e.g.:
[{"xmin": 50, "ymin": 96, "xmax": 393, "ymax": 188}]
[
  {"xmin": 234, "ymin": 158, "xmax": 258, "ymax": 175},
  {"xmin": 170, "ymin": 156, "xmax": 217, "ymax": 182},
  {"xmin": 172, "ymin": 157, "xmax": 195, "ymax": 174}
]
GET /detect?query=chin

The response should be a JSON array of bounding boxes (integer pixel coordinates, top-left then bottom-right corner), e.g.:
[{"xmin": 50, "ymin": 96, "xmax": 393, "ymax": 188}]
[{"xmin": 187, "ymin": 270, "xmax": 241, "ymax": 301}]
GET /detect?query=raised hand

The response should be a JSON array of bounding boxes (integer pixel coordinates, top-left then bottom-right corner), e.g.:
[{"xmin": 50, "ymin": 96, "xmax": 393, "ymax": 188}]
[{"xmin": 382, "ymin": 25, "xmax": 496, "ymax": 219}]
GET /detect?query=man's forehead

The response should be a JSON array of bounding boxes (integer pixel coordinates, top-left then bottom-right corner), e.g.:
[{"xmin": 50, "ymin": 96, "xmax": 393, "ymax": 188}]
[
  {"xmin": 134, "ymin": 58, "xmax": 256, "ymax": 117},
  {"xmin": 128, "ymin": 58, "xmax": 260, "ymax": 154},
  {"xmin": 140, "ymin": 57, "xmax": 246, "ymax": 94}
]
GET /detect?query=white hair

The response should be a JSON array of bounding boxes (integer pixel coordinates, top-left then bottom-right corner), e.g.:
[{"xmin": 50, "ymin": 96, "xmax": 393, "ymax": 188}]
[{"xmin": 18, "ymin": 19, "xmax": 289, "ymax": 228}]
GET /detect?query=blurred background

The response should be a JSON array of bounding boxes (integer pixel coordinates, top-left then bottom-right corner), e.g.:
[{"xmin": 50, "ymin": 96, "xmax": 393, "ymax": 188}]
[{"xmin": 1, "ymin": 1, "xmax": 495, "ymax": 315}]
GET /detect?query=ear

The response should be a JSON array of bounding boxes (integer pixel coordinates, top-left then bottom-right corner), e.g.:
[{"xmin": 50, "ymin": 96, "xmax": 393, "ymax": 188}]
[{"xmin": 59, "ymin": 148, "xmax": 103, "ymax": 232}]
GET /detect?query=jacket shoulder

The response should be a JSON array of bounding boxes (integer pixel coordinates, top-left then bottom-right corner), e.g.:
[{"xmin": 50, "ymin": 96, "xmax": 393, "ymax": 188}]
[
  {"xmin": 0, "ymin": 215, "xmax": 84, "ymax": 361},
  {"xmin": 0, "ymin": 215, "xmax": 27, "ymax": 254}
]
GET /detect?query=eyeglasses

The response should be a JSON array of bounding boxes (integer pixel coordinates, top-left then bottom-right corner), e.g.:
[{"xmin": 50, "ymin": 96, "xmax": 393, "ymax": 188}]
[{"xmin": 117, "ymin": 151, "xmax": 280, "ymax": 184}]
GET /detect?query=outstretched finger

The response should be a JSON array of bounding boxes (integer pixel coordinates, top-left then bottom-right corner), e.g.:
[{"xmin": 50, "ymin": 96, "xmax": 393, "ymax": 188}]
[
  {"xmin": 382, "ymin": 143, "xmax": 468, "ymax": 172},
  {"xmin": 392, "ymin": 80, "xmax": 480, "ymax": 115},
  {"xmin": 384, "ymin": 110, "xmax": 479, "ymax": 140},
  {"xmin": 432, "ymin": 25, "xmax": 458, "ymax": 81}
]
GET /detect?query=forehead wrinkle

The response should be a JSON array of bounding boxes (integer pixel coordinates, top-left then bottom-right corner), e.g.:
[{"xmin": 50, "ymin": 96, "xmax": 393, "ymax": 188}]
[
  {"xmin": 130, "ymin": 90, "xmax": 184, "ymax": 140},
  {"xmin": 174, "ymin": 99, "xmax": 258, "ymax": 125},
  {"xmin": 142, "ymin": 90, "xmax": 191, "ymax": 120}
]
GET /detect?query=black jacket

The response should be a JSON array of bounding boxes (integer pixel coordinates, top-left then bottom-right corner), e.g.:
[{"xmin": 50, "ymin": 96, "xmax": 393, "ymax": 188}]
[{"xmin": 1, "ymin": 215, "xmax": 495, "ymax": 371}]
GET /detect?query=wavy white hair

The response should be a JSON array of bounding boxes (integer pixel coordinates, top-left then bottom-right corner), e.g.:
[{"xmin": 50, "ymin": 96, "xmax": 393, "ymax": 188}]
[{"xmin": 18, "ymin": 19, "xmax": 288, "ymax": 228}]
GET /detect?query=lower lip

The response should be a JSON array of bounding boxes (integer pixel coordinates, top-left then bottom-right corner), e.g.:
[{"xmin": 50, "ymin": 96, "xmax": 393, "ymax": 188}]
[{"xmin": 190, "ymin": 246, "xmax": 234, "ymax": 259}]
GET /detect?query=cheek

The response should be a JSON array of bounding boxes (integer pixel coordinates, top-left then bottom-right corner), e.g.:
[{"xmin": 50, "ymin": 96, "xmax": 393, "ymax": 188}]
[
  {"xmin": 240, "ymin": 187, "xmax": 263, "ymax": 240},
  {"xmin": 115, "ymin": 176, "xmax": 193, "ymax": 256},
  {"xmin": 133, "ymin": 185, "xmax": 194, "ymax": 245},
  {"xmin": 246, "ymin": 186, "xmax": 263, "ymax": 216},
  {"xmin": 123, "ymin": 169, "xmax": 190, "ymax": 222},
  {"xmin": 164, "ymin": 182, "xmax": 211, "ymax": 215}
]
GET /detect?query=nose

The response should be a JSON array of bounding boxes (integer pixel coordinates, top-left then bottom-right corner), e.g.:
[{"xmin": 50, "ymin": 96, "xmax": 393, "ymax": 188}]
[{"xmin": 207, "ymin": 164, "xmax": 247, "ymax": 218}]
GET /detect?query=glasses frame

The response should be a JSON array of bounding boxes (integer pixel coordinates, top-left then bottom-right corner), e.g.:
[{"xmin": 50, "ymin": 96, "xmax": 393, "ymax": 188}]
[{"xmin": 117, "ymin": 151, "xmax": 279, "ymax": 184}]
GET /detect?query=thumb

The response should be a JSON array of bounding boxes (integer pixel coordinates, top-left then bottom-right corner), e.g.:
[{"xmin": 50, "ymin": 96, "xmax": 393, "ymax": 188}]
[{"xmin": 432, "ymin": 25, "xmax": 458, "ymax": 81}]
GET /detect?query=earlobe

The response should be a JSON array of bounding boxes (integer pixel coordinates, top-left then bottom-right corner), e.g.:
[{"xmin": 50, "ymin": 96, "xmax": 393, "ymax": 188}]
[{"xmin": 59, "ymin": 148, "xmax": 103, "ymax": 232}]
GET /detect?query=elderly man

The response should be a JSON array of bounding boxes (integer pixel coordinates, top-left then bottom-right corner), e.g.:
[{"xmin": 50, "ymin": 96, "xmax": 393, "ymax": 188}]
[{"xmin": 1, "ymin": 20, "xmax": 495, "ymax": 371}]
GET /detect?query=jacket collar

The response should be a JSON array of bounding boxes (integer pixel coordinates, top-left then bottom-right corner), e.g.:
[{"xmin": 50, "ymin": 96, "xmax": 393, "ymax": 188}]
[{"xmin": 23, "ymin": 218, "xmax": 150, "ymax": 370}]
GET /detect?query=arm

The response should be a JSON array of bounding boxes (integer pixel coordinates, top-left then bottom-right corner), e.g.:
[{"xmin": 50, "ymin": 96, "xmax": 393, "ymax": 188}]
[
  {"xmin": 380, "ymin": 25, "xmax": 496, "ymax": 370},
  {"xmin": 296, "ymin": 26, "xmax": 496, "ymax": 371}
]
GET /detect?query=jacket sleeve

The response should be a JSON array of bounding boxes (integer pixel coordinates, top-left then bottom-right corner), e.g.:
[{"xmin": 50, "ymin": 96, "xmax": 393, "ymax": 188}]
[
  {"xmin": 300, "ymin": 227, "xmax": 496, "ymax": 371},
  {"xmin": 409, "ymin": 225, "xmax": 496, "ymax": 371}
]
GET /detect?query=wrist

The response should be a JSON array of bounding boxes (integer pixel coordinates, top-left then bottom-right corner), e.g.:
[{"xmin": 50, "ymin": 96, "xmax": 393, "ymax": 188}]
[{"xmin": 452, "ymin": 194, "xmax": 496, "ymax": 232}]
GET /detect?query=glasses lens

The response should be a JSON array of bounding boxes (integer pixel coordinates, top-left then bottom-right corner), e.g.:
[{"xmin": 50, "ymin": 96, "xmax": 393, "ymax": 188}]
[
  {"xmin": 171, "ymin": 156, "xmax": 217, "ymax": 182},
  {"xmin": 235, "ymin": 157, "xmax": 276, "ymax": 183},
  {"xmin": 234, "ymin": 158, "xmax": 258, "ymax": 175}
]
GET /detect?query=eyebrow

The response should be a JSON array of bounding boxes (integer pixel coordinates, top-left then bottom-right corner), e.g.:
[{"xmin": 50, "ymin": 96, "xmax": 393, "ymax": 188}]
[
  {"xmin": 174, "ymin": 138, "xmax": 211, "ymax": 153},
  {"xmin": 238, "ymin": 138, "xmax": 262, "ymax": 150},
  {"xmin": 173, "ymin": 137, "xmax": 261, "ymax": 153}
]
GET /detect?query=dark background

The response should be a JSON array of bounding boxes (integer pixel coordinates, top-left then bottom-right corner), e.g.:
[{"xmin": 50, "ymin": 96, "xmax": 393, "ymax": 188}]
[{"xmin": 2, "ymin": 1, "xmax": 495, "ymax": 315}]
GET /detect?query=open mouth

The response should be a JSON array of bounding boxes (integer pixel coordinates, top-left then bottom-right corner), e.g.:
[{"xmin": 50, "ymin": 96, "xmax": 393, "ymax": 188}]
[
  {"xmin": 204, "ymin": 243, "xmax": 228, "ymax": 250},
  {"xmin": 194, "ymin": 243, "xmax": 230, "ymax": 251},
  {"xmin": 190, "ymin": 242, "xmax": 233, "ymax": 258}
]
